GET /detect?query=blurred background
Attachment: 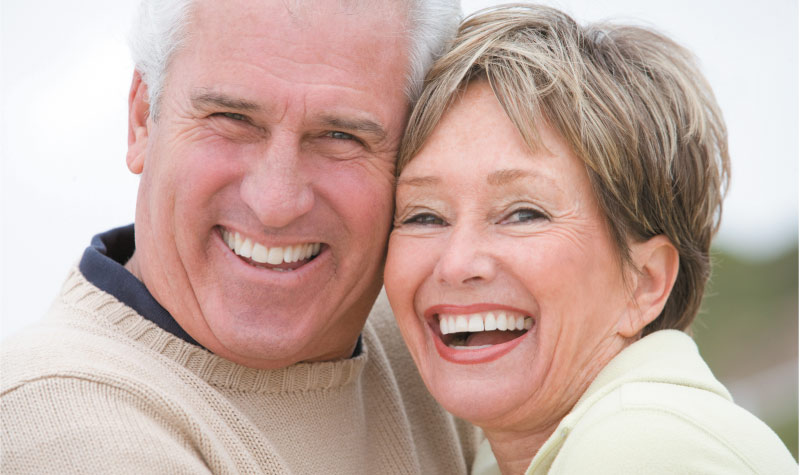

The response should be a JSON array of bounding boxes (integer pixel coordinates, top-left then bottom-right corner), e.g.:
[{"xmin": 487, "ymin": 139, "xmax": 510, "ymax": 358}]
[{"xmin": 2, "ymin": 0, "xmax": 797, "ymax": 458}]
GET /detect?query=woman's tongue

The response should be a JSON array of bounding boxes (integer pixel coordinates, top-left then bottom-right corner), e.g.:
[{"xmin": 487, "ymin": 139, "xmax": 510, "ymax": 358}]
[{"xmin": 465, "ymin": 330, "xmax": 526, "ymax": 347}]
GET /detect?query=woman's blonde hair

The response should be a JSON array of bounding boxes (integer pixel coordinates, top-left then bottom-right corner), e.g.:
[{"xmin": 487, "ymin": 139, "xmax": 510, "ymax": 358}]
[{"xmin": 398, "ymin": 4, "xmax": 730, "ymax": 335}]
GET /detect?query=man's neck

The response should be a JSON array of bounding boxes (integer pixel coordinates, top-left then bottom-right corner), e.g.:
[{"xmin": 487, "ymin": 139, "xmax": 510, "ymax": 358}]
[{"xmin": 124, "ymin": 252, "xmax": 143, "ymax": 281}]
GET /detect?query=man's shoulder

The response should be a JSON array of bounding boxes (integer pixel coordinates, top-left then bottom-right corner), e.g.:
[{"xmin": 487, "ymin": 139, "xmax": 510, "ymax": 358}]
[
  {"xmin": 363, "ymin": 288, "xmax": 420, "ymax": 381},
  {"xmin": 2, "ymin": 312, "xmax": 160, "ymax": 396},
  {"xmin": 0, "ymin": 320, "xmax": 251, "ymax": 474},
  {"xmin": 1, "ymin": 274, "xmax": 194, "ymax": 401},
  {"xmin": 0, "ymin": 310, "xmax": 248, "ymax": 473}
]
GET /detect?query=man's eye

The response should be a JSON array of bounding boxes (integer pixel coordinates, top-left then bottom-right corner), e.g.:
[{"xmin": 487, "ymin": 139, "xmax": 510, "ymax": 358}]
[
  {"xmin": 402, "ymin": 213, "xmax": 445, "ymax": 226},
  {"xmin": 328, "ymin": 131, "xmax": 357, "ymax": 141},
  {"xmin": 503, "ymin": 208, "xmax": 547, "ymax": 224},
  {"xmin": 216, "ymin": 112, "xmax": 248, "ymax": 122}
]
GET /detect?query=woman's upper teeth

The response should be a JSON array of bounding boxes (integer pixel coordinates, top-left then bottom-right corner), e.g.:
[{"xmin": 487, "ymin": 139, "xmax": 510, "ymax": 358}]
[
  {"xmin": 221, "ymin": 229, "xmax": 321, "ymax": 265},
  {"xmin": 439, "ymin": 311, "xmax": 533, "ymax": 335}
]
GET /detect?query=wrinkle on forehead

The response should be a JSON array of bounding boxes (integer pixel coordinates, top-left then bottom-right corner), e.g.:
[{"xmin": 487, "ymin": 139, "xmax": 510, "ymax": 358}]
[
  {"xmin": 176, "ymin": 0, "xmax": 409, "ymax": 142},
  {"xmin": 280, "ymin": 0, "xmax": 404, "ymax": 21},
  {"xmin": 189, "ymin": 0, "xmax": 407, "ymax": 84},
  {"xmin": 240, "ymin": 54, "xmax": 359, "ymax": 85}
]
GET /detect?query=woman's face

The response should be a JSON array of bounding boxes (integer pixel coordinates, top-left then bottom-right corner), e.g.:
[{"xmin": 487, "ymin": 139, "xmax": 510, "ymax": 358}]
[{"xmin": 385, "ymin": 81, "xmax": 635, "ymax": 432}]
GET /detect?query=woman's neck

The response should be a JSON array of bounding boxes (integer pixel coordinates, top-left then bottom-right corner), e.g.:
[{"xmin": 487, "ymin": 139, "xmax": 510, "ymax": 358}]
[{"xmin": 483, "ymin": 422, "xmax": 559, "ymax": 475}]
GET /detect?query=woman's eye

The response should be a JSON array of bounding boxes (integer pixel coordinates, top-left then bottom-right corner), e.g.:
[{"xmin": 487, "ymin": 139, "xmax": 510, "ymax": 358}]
[
  {"xmin": 402, "ymin": 213, "xmax": 445, "ymax": 226},
  {"xmin": 504, "ymin": 208, "xmax": 546, "ymax": 224}
]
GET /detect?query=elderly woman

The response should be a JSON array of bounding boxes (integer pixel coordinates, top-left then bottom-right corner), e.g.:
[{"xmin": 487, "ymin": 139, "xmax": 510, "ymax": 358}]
[{"xmin": 384, "ymin": 5, "xmax": 796, "ymax": 474}]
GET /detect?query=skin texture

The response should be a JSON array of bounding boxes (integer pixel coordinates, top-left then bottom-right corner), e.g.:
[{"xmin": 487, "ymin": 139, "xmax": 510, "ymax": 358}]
[
  {"xmin": 124, "ymin": 0, "xmax": 410, "ymax": 369},
  {"xmin": 385, "ymin": 81, "xmax": 678, "ymax": 473}
]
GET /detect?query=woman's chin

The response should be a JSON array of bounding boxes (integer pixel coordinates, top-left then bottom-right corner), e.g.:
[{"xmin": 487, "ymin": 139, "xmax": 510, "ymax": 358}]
[
  {"xmin": 424, "ymin": 373, "xmax": 530, "ymax": 427},
  {"xmin": 414, "ymin": 331, "xmax": 543, "ymax": 428}
]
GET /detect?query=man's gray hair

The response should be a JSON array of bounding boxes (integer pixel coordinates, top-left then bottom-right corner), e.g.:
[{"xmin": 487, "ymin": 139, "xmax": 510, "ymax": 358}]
[{"xmin": 128, "ymin": 0, "xmax": 461, "ymax": 119}]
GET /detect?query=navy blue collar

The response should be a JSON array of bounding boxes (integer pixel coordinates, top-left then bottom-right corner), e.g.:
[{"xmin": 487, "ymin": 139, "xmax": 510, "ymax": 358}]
[
  {"xmin": 79, "ymin": 224, "xmax": 201, "ymax": 347},
  {"xmin": 78, "ymin": 224, "xmax": 363, "ymax": 357}
]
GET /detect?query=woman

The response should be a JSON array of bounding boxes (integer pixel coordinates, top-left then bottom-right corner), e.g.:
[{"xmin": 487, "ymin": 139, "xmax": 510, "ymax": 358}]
[{"xmin": 384, "ymin": 5, "xmax": 796, "ymax": 474}]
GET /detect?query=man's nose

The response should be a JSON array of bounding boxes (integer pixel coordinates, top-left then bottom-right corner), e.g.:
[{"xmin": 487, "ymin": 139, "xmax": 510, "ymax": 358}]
[
  {"xmin": 239, "ymin": 138, "xmax": 314, "ymax": 228},
  {"xmin": 432, "ymin": 224, "xmax": 498, "ymax": 287}
]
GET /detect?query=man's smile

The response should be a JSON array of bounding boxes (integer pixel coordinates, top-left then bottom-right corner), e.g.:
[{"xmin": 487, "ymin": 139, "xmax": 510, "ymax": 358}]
[{"xmin": 219, "ymin": 227, "xmax": 323, "ymax": 271}]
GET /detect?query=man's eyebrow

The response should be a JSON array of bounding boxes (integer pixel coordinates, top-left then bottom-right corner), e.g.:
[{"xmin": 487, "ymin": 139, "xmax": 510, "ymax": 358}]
[
  {"xmin": 396, "ymin": 176, "xmax": 441, "ymax": 187},
  {"xmin": 320, "ymin": 115, "xmax": 387, "ymax": 142},
  {"xmin": 190, "ymin": 91, "xmax": 261, "ymax": 112}
]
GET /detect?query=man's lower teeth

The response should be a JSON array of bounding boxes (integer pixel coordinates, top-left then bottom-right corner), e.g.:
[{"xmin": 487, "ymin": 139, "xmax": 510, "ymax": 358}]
[
  {"xmin": 251, "ymin": 262, "xmax": 295, "ymax": 271},
  {"xmin": 448, "ymin": 344, "xmax": 492, "ymax": 350}
]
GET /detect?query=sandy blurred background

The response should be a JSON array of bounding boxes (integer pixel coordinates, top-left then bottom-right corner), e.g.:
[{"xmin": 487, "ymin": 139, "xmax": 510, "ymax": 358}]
[{"xmin": 2, "ymin": 0, "xmax": 797, "ymax": 458}]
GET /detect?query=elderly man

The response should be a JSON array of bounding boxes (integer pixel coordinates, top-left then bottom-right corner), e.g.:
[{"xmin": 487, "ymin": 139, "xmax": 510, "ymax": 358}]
[{"xmin": 1, "ymin": 0, "xmax": 478, "ymax": 473}]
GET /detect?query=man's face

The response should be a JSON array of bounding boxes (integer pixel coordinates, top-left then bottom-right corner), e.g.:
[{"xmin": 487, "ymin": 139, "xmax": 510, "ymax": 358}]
[{"xmin": 125, "ymin": 0, "xmax": 410, "ymax": 368}]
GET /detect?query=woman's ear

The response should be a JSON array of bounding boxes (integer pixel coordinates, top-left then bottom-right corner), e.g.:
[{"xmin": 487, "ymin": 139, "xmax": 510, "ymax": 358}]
[
  {"xmin": 618, "ymin": 235, "xmax": 680, "ymax": 338},
  {"xmin": 126, "ymin": 70, "xmax": 150, "ymax": 175}
]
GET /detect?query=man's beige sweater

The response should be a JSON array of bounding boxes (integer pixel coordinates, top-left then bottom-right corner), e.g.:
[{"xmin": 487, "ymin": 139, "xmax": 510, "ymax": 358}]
[{"xmin": 1, "ymin": 269, "xmax": 478, "ymax": 474}]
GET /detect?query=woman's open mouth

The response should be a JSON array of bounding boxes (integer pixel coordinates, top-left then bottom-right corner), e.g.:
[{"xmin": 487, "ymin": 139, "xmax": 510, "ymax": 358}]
[{"xmin": 435, "ymin": 311, "xmax": 534, "ymax": 349}]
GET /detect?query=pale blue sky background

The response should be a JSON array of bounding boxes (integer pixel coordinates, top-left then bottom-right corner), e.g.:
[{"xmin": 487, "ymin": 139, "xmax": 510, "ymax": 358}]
[{"xmin": 1, "ymin": 0, "xmax": 797, "ymax": 340}]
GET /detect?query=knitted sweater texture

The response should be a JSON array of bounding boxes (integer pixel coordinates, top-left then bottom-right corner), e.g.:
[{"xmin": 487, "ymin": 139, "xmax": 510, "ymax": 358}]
[{"xmin": 1, "ymin": 268, "xmax": 479, "ymax": 474}]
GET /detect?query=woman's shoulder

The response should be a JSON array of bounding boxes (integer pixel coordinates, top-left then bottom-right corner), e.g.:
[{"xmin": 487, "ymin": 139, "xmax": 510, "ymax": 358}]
[
  {"xmin": 536, "ymin": 331, "xmax": 797, "ymax": 474},
  {"xmin": 549, "ymin": 379, "xmax": 796, "ymax": 474}
]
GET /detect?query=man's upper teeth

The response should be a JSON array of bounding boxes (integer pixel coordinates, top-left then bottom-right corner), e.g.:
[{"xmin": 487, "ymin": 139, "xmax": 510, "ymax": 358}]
[
  {"xmin": 221, "ymin": 229, "xmax": 321, "ymax": 265},
  {"xmin": 439, "ymin": 312, "xmax": 533, "ymax": 335}
]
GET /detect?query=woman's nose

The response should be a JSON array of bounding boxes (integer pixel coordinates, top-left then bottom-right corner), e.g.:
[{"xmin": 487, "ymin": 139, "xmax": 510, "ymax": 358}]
[{"xmin": 433, "ymin": 224, "xmax": 497, "ymax": 287}]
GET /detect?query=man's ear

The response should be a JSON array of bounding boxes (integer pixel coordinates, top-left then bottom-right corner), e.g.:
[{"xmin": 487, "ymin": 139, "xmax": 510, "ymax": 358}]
[
  {"xmin": 618, "ymin": 235, "xmax": 680, "ymax": 338},
  {"xmin": 127, "ymin": 70, "xmax": 151, "ymax": 175}
]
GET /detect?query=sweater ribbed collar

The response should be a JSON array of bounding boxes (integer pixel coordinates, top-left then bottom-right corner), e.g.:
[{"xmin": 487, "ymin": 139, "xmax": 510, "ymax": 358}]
[{"xmin": 60, "ymin": 268, "xmax": 368, "ymax": 393}]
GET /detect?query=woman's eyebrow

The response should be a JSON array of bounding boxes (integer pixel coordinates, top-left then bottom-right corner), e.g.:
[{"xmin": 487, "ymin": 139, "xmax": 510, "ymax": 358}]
[
  {"xmin": 396, "ymin": 176, "xmax": 441, "ymax": 187},
  {"xmin": 487, "ymin": 169, "xmax": 535, "ymax": 186},
  {"xmin": 487, "ymin": 168, "xmax": 567, "ymax": 198}
]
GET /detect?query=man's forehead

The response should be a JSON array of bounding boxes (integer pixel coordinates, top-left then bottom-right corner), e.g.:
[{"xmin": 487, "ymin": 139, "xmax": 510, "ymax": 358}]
[
  {"xmin": 190, "ymin": 0, "xmax": 407, "ymax": 28},
  {"xmin": 280, "ymin": 0, "xmax": 396, "ymax": 16},
  {"xmin": 167, "ymin": 0, "xmax": 411, "ymax": 141},
  {"xmin": 184, "ymin": 0, "xmax": 409, "ymax": 66}
]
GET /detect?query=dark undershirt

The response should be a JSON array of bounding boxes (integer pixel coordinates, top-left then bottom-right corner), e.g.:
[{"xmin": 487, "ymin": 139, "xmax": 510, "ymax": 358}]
[{"xmin": 79, "ymin": 224, "xmax": 362, "ymax": 357}]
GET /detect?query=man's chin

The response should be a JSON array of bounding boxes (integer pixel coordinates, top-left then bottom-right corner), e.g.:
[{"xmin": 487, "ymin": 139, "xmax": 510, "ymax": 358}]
[{"xmin": 198, "ymin": 310, "xmax": 356, "ymax": 369}]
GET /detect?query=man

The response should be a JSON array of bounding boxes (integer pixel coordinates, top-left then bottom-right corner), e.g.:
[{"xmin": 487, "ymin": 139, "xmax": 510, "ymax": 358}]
[{"xmin": 1, "ymin": 0, "xmax": 478, "ymax": 473}]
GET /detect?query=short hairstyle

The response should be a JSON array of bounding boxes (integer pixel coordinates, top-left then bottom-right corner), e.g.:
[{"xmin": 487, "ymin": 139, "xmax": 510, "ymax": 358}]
[
  {"xmin": 398, "ymin": 4, "xmax": 730, "ymax": 335},
  {"xmin": 128, "ymin": 0, "xmax": 462, "ymax": 119}
]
